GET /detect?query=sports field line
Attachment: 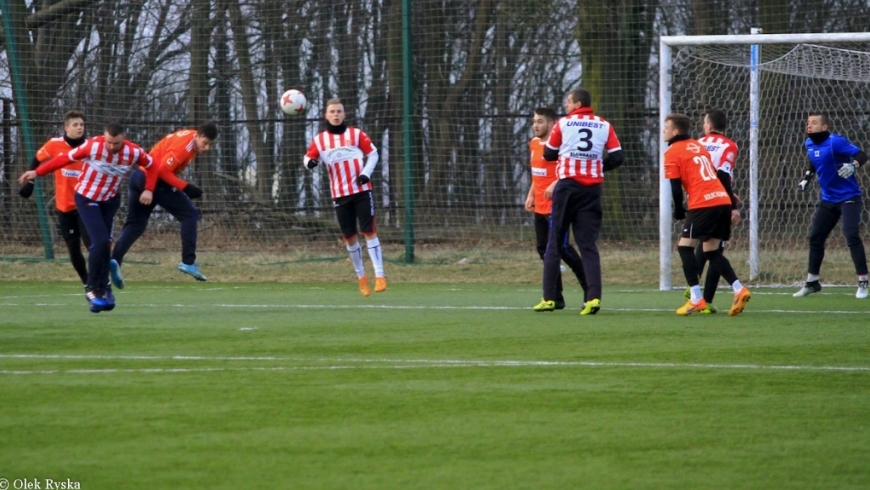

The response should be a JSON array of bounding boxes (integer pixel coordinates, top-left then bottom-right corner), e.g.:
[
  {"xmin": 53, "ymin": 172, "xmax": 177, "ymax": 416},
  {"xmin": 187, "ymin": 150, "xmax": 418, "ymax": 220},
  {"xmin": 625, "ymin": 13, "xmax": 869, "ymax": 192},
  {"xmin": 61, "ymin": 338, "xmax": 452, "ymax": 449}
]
[
  {"xmin": 0, "ymin": 301, "xmax": 866, "ymax": 314},
  {"xmin": 1, "ymin": 353, "xmax": 869, "ymax": 374}
]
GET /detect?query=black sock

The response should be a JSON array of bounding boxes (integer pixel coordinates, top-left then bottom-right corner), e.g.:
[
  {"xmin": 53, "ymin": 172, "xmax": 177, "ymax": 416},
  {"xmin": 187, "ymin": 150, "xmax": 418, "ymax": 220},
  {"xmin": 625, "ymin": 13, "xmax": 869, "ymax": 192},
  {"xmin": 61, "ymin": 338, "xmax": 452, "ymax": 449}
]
[{"xmin": 678, "ymin": 246, "xmax": 699, "ymax": 286}]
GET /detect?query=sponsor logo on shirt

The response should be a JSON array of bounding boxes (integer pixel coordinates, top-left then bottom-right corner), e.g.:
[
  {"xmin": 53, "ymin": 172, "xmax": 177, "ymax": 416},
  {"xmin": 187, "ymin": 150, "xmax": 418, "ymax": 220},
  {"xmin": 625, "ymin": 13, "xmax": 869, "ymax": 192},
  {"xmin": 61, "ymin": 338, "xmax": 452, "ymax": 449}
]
[
  {"xmin": 704, "ymin": 191, "xmax": 729, "ymax": 201},
  {"xmin": 531, "ymin": 167, "xmax": 547, "ymax": 177},
  {"xmin": 61, "ymin": 169, "xmax": 81, "ymax": 178},
  {"xmin": 324, "ymin": 147, "xmax": 356, "ymax": 161},
  {"xmin": 566, "ymin": 121, "xmax": 602, "ymax": 129},
  {"xmin": 686, "ymin": 143, "xmax": 702, "ymax": 153}
]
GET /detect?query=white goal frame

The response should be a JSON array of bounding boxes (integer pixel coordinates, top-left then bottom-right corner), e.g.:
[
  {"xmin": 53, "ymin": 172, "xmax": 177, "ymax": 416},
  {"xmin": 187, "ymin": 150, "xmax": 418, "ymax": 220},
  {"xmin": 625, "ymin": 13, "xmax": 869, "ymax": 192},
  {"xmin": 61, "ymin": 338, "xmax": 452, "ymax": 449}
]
[{"xmin": 658, "ymin": 32, "xmax": 870, "ymax": 290}]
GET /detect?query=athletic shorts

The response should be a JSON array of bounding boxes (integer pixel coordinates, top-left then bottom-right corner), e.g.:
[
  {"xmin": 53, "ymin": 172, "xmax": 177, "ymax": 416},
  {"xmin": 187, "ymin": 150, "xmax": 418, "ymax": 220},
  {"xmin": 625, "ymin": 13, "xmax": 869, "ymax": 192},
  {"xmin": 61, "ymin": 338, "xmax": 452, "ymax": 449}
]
[
  {"xmin": 334, "ymin": 190, "xmax": 376, "ymax": 239},
  {"xmin": 681, "ymin": 205, "xmax": 732, "ymax": 242}
]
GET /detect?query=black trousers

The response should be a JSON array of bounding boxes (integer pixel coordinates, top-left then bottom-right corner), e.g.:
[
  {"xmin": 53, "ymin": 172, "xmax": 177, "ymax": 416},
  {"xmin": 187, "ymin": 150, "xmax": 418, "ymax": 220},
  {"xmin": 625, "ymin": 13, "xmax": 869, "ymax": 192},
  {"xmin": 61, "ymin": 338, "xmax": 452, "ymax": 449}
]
[
  {"xmin": 535, "ymin": 212, "xmax": 587, "ymax": 300},
  {"xmin": 808, "ymin": 199, "xmax": 868, "ymax": 276},
  {"xmin": 74, "ymin": 193, "xmax": 121, "ymax": 291},
  {"xmin": 112, "ymin": 169, "xmax": 200, "ymax": 266},
  {"xmin": 542, "ymin": 180, "xmax": 602, "ymax": 301},
  {"xmin": 57, "ymin": 209, "xmax": 91, "ymax": 285}
]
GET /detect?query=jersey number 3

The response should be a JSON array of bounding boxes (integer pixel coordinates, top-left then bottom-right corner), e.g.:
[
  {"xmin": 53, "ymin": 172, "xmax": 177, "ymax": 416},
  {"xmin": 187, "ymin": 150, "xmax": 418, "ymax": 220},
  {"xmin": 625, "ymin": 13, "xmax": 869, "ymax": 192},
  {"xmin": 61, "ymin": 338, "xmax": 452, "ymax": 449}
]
[
  {"xmin": 693, "ymin": 155, "xmax": 717, "ymax": 181},
  {"xmin": 575, "ymin": 129, "xmax": 593, "ymax": 152}
]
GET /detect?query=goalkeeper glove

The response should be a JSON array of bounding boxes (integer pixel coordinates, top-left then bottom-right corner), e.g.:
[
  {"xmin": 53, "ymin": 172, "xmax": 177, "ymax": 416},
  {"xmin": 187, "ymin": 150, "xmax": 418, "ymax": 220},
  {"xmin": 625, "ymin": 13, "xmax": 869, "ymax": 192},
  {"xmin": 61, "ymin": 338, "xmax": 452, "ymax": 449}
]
[
  {"xmin": 838, "ymin": 161, "xmax": 858, "ymax": 179},
  {"xmin": 673, "ymin": 206, "xmax": 686, "ymax": 220},
  {"xmin": 304, "ymin": 156, "xmax": 318, "ymax": 169},
  {"xmin": 356, "ymin": 174, "xmax": 370, "ymax": 186},
  {"xmin": 19, "ymin": 181, "xmax": 35, "ymax": 198},
  {"xmin": 183, "ymin": 183, "xmax": 203, "ymax": 199},
  {"xmin": 798, "ymin": 170, "xmax": 813, "ymax": 191}
]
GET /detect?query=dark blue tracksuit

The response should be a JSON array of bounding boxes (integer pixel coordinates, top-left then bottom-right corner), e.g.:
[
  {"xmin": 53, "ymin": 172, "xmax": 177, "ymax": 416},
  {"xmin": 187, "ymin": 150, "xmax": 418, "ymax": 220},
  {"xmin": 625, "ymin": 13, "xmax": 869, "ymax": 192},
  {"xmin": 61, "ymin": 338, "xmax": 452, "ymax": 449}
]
[{"xmin": 112, "ymin": 169, "xmax": 199, "ymax": 266}]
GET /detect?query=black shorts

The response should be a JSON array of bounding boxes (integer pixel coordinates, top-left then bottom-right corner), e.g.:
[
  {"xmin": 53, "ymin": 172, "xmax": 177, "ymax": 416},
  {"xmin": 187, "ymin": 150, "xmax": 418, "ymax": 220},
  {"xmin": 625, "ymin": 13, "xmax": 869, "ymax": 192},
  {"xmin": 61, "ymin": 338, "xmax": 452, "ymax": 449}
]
[
  {"xmin": 681, "ymin": 205, "xmax": 732, "ymax": 242},
  {"xmin": 334, "ymin": 190, "xmax": 376, "ymax": 239},
  {"xmin": 56, "ymin": 209, "xmax": 91, "ymax": 246}
]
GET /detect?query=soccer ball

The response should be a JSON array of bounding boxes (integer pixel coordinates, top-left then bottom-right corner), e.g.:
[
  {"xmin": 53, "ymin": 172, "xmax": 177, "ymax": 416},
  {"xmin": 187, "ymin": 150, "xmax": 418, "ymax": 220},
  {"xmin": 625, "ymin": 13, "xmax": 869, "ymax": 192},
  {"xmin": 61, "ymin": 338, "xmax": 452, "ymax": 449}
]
[{"xmin": 280, "ymin": 89, "xmax": 307, "ymax": 116}]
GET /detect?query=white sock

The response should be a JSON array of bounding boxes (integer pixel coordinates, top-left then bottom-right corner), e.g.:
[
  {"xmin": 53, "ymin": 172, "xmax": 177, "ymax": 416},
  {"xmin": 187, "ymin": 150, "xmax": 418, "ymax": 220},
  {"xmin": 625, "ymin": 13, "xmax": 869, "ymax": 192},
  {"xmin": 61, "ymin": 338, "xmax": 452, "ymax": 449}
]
[
  {"xmin": 347, "ymin": 242, "xmax": 366, "ymax": 278},
  {"xmin": 731, "ymin": 279, "xmax": 743, "ymax": 294},
  {"xmin": 859, "ymin": 275, "xmax": 868, "ymax": 282},
  {"xmin": 365, "ymin": 237, "xmax": 385, "ymax": 277},
  {"xmin": 807, "ymin": 273, "xmax": 820, "ymax": 282},
  {"xmin": 690, "ymin": 285, "xmax": 703, "ymax": 303}
]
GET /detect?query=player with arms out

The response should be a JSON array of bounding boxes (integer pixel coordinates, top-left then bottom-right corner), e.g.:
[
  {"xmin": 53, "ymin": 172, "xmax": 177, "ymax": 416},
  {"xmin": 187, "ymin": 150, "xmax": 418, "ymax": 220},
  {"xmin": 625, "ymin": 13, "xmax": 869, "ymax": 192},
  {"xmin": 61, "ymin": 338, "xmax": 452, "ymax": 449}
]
[
  {"xmin": 305, "ymin": 98, "xmax": 385, "ymax": 296},
  {"xmin": 18, "ymin": 122, "xmax": 155, "ymax": 313},
  {"xmin": 525, "ymin": 107, "xmax": 587, "ymax": 309},
  {"xmin": 794, "ymin": 113, "xmax": 869, "ymax": 299},
  {"xmin": 664, "ymin": 113, "xmax": 750, "ymax": 316},
  {"xmin": 19, "ymin": 110, "xmax": 91, "ymax": 293},
  {"xmin": 688, "ymin": 109, "xmax": 742, "ymax": 313},
  {"xmin": 533, "ymin": 88, "xmax": 624, "ymax": 315},
  {"xmin": 109, "ymin": 122, "xmax": 218, "ymax": 287}
]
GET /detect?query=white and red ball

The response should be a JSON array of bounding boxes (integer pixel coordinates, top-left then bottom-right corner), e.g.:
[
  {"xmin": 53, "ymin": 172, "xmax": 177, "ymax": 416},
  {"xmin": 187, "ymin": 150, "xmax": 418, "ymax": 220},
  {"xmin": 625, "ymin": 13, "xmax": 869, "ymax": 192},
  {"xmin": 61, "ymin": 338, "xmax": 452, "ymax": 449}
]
[{"xmin": 280, "ymin": 89, "xmax": 307, "ymax": 116}]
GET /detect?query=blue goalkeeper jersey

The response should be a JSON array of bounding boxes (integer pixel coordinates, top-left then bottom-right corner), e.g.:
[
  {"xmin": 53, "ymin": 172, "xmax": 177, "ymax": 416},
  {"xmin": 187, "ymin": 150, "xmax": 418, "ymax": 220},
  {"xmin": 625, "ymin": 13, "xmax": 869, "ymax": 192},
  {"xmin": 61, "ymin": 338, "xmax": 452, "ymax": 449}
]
[{"xmin": 805, "ymin": 133, "xmax": 862, "ymax": 203}]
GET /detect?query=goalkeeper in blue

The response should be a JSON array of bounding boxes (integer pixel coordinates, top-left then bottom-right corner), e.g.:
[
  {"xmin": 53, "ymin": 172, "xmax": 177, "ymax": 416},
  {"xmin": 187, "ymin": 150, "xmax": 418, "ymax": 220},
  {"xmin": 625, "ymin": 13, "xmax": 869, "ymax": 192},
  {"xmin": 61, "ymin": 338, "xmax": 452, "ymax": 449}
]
[{"xmin": 794, "ymin": 113, "xmax": 868, "ymax": 299}]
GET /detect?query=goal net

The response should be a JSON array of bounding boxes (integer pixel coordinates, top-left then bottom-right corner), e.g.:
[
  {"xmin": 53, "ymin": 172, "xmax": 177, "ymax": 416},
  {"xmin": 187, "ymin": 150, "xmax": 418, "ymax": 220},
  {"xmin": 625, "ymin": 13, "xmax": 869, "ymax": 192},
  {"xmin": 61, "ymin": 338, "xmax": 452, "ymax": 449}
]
[{"xmin": 659, "ymin": 33, "xmax": 870, "ymax": 290}]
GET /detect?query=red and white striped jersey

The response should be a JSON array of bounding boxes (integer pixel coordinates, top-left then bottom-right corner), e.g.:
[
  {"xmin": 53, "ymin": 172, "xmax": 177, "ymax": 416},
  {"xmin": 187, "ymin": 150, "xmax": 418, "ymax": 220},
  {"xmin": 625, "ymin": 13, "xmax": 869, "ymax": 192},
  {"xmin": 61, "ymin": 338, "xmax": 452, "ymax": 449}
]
[
  {"xmin": 306, "ymin": 126, "xmax": 377, "ymax": 199},
  {"xmin": 546, "ymin": 106, "xmax": 621, "ymax": 186},
  {"xmin": 698, "ymin": 132, "xmax": 739, "ymax": 178},
  {"xmin": 36, "ymin": 136, "xmax": 153, "ymax": 201}
]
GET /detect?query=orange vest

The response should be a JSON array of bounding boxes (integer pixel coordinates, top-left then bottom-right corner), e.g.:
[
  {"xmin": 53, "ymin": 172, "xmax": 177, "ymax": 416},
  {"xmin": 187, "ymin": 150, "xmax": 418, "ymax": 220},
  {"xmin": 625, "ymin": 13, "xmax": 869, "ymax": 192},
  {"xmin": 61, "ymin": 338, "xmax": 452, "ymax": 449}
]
[
  {"xmin": 36, "ymin": 138, "xmax": 82, "ymax": 213},
  {"xmin": 529, "ymin": 137, "xmax": 557, "ymax": 215}
]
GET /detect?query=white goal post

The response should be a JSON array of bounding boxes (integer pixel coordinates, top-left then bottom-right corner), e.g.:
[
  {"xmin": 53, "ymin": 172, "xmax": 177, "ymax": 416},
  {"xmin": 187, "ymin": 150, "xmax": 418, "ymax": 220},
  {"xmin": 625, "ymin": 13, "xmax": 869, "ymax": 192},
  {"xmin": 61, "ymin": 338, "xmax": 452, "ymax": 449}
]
[{"xmin": 659, "ymin": 32, "xmax": 870, "ymax": 291}]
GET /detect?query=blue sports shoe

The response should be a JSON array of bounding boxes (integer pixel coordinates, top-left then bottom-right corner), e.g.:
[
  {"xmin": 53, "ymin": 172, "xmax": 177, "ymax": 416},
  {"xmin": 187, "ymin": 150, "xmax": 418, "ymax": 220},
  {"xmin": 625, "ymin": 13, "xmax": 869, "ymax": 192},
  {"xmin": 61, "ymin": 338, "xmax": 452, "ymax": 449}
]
[
  {"xmin": 104, "ymin": 285, "xmax": 116, "ymax": 311},
  {"xmin": 109, "ymin": 259, "xmax": 125, "ymax": 289},
  {"xmin": 178, "ymin": 262, "xmax": 207, "ymax": 282},
  {"xmin": 87, "ymin": 289, "xmax": 108, "ymax": 313}
]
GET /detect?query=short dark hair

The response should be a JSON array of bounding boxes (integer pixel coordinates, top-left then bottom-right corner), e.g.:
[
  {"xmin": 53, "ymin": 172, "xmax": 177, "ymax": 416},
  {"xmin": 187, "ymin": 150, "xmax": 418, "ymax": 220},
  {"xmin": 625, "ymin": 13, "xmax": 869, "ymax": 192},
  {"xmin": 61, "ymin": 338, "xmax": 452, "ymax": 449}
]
[
  {"xmin": 809, "ymin": 112, "xmax": 830, "ymax": 127},
  {"xmin": 666, "ymin": 113, "xmax": 692, "ymax": 135},
  {"xmin": 568, "ymin": 88, "xmax": 592, "ymax": 107},
  {"xmin": 104, "ymin": 121, "xmax": 125, "ymax": 137},
  {"xmin": 704, "ymin": 109, "xmax": 727, "ymax": 132},
  {"xmin": 198, "ymin": 121, "xmax": 219, "ymax": 140},
  {"xmin": 64, "ymin": 110, "xmax": 85, "ymax": 123},
  {"xmin": 534, "ymin": 107, "xmax": 557, "ymax": 121}
]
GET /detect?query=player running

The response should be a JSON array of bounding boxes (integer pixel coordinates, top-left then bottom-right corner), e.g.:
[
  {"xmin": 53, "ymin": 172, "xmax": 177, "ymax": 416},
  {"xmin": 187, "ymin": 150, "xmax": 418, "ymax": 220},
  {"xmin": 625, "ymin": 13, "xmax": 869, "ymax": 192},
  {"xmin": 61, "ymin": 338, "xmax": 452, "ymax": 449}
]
[
  {"xmin": 19, "ymin": 122, "xmax": 155, "ymax": 313},
  {"xmin": 19, "ymin": 110, "xmax": 91, "ymax": 295},
  {"xmin": 304, "ymin": 98, "xmax": 385, "ymax": 296},
  {"xmin": 109, "ymin": 122, "xmax": 218, "ymax": 287},
  {"xmin": 664, "ymin": 113, "xmax": 751, "ymax": 316}
]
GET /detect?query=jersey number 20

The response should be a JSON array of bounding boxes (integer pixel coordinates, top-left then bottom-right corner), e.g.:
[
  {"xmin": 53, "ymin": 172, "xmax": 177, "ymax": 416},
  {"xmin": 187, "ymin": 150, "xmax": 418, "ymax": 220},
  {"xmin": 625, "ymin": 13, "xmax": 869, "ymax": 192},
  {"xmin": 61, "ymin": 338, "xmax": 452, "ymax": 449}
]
[{"xmin": 693, "ymin": 155, "xmax": 717, "ymax": 181}]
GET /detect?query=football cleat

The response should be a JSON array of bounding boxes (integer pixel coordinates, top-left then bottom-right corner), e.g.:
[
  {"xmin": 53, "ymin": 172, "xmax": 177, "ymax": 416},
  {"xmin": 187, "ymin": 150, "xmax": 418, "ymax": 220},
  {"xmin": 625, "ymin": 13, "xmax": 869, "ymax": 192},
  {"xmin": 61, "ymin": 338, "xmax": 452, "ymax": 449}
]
[
  {"xmin": 699, "ymin": 303, "xmax": 718, "ymax": 314},
  {"xmin": 178, "ymin": 262, "xmax": 207, "ymax": 281},
  {"xmin": 857, "ymin": 280, "xmax": 869, "ymax": 299},
  {"xmin": 104, "ymin": 285, "xmax": 116, "ymax": 312},
  {"xmin": 375, "ymin": 276, "xmax": 387, "ymax": 293},
  {"xmin": 533, "ymin": 299, "xmax": 555, "ymax": 312},
  {"xmin": 109, "ymin": 259, "xmax": 125, "ymax": 289},
  {"xmin": 728, "ymin": 287, "xmax": 751, "ymax": 316},
  {"xmin": 793, "ymin": 280, "xmax": 821, "ymax": 297},
  {"xmin": 676, "ymin": 298, "xmax": 707, "ymax": 316},
  {"xmin": 554, "ymin": 299, "xmax": 566, "ymax": 310},
  {"xmin": 580, "ymin": 298, "xmax": 601, "ymax": 316},
  {"xmin": 87, "ymin": 289, "xmax": 108, "ymax": 313},
  {"xmin": 358, "ymin": 276, "xmax": 371, "ymax": 297}
]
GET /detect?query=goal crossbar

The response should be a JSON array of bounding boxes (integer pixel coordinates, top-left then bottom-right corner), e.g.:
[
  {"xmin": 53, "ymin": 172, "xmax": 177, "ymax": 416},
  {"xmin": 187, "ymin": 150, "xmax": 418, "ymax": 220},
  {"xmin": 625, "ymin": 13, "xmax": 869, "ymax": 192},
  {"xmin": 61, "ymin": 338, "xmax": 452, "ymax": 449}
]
[{"xmin": 658, "ymin": 32, "xmax": 870, "ymax": 290}]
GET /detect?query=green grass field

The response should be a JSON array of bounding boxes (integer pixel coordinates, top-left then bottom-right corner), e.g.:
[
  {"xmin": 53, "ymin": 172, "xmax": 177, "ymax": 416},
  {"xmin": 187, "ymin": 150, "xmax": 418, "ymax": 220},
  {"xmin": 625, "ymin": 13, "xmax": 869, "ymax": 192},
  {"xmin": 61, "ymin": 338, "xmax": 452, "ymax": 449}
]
[{"xmin": 1, "ymin": 280, "xmax": 869, "ymax": 489}]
